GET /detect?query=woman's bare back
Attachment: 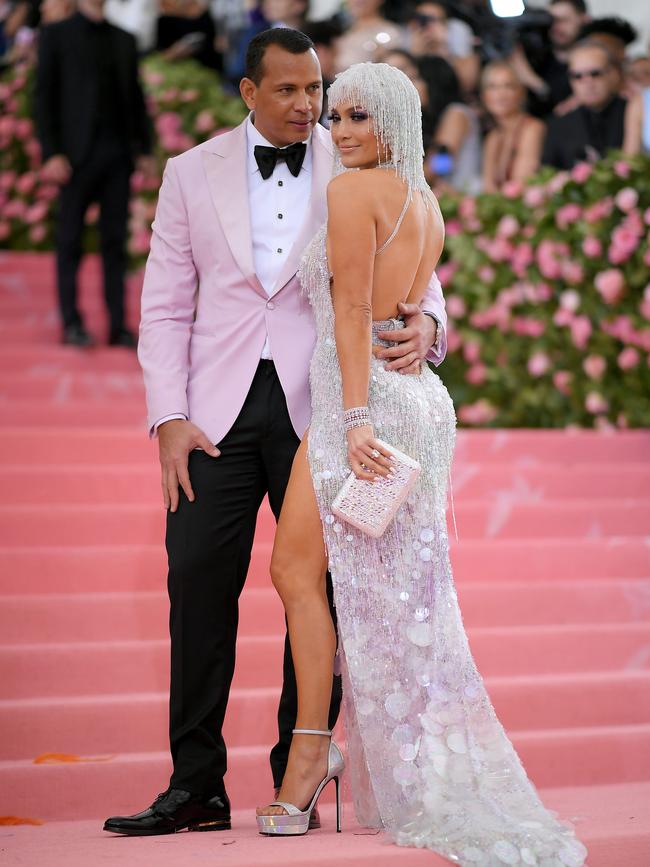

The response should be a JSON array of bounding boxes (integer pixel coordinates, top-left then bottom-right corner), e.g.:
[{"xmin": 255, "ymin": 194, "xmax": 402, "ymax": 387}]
[{"xmin": 326, "ymin": 167, "xmax": 444, "ymax": 322}]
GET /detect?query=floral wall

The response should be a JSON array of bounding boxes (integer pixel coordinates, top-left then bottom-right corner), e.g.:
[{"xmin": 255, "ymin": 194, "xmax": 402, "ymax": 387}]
[{"xmin": 1, "ymin": 57, "xmax": 649, "ymax": 428}]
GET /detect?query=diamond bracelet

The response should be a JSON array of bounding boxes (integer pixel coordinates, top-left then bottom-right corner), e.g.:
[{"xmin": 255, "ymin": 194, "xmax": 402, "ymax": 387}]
[{"xmin": 344, "ymin": 406, "xmax": 371, "ymax": 432}]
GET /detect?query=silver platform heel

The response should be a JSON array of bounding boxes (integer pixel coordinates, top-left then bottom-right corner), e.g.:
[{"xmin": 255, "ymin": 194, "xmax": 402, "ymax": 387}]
[{"xmin": 256, "ymin": 728, "xmax": 344, "ymax": 836}]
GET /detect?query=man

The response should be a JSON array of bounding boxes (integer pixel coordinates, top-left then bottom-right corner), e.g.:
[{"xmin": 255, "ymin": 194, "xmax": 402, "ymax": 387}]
[
  {"xmin": 35, "ymin": 0, "xmax": 153, "ymax": 348},
  {"xmin": 408, "ymin": 1, "xmax": 479, "ymax": 95},
  {"xmin": 542, "ymin": 40, "xmax": 626, "ymax": 170},
  {"xmin": 103, "ymin": 28, "xmax": 447, "ymax": 836},
  {"xmin": 510, "ymin": 0, "xmax": 590, "ymax": 118}
]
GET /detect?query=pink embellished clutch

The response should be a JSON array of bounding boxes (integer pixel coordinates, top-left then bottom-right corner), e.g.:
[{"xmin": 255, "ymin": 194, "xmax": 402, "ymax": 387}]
[{"xmin": 331, "ymin": 440, "xmax": 421, "ymax": 538}]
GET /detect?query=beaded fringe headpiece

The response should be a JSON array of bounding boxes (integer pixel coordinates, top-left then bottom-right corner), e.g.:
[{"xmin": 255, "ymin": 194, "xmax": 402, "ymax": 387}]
[{"xmin": 326, "ymin": 62, "xmax": 434, "ymax": 205}]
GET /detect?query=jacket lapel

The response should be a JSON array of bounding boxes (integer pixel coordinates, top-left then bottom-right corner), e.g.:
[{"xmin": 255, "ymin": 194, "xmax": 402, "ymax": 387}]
[
  {"xmin": 270, "ymin": 124, "xmax": 333, "ymax": 297},
  {"xmin": 201, "ymin": 122, "xmax": 266, "ymax": 298}
]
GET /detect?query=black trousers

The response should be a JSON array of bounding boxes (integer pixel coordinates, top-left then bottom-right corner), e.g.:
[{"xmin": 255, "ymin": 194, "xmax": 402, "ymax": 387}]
[
  {"xmin": 166, "ymin": 361, "xmax": 342, "ymax": 795},
  {"xmin": 56, "ymin": 136, "xmax": 132, "ymax": 332}
]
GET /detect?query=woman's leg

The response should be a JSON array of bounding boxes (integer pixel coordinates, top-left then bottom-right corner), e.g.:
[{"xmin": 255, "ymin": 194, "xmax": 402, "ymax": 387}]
[{"xmin": 257, "ymin": 435, "xmax": 336, "ymax": 816}]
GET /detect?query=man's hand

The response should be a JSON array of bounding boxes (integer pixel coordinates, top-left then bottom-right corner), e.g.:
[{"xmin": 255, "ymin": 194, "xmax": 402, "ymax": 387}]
[
  {"xmin": 41, "ymin": 154, "xmax": 72, "ymax": 185},
  {"xmin": 374, "ymin": 302, "xmax": 437, "ymax": 374},
  {"xmin": 158, "ymin": 419, "xmax": 220, "ymax": 512}
]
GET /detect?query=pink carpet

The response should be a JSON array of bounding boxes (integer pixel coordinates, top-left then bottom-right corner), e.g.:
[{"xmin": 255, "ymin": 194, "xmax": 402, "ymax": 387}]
[{"xmin": 1, "ymin": 252, "xmax": 649, "ymax": 866}]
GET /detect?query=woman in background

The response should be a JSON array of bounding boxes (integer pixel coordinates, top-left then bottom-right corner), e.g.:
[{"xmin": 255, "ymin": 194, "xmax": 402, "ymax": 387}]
[{"xmin": 480, "ymin": 60, "xmax": 544, "ymax": 194}]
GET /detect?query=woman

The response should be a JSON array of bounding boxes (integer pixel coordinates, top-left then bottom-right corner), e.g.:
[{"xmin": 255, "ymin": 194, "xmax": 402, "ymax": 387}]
[
  {"xmin": 257, "ymin": 63, "xmax": 587, "ymax": 867},
  {"xmin": 480, "ymin": 61, "xmax": 545, "ymax": 194},
  {"xmin": 334, "ymin": 0, "xmax": 403, "ymax": 72}
]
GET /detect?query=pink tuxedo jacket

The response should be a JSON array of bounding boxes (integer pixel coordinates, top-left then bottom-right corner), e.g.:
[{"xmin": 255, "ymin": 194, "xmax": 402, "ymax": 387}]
[{"xmin": 138, "ymin": 119, "xmax": 448, "ymax": 445}]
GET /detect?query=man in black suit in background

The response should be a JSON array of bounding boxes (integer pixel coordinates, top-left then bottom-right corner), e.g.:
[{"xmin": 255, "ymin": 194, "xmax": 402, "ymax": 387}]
[{"xmin": 35, "ymin": 0, "xmax": 154, "ymax": 348}]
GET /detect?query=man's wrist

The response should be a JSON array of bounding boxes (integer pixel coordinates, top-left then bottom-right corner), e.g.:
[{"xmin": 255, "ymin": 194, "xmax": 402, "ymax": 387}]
[{"xmin": 422, "ymin": 311, "xmax": 441, "ymax": 351}]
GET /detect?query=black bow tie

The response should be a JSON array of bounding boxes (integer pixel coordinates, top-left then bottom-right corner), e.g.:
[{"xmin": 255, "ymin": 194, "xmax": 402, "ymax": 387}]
[{"xmin": 254, "ymin": 142, "xmax": 306, "ymax": 180}]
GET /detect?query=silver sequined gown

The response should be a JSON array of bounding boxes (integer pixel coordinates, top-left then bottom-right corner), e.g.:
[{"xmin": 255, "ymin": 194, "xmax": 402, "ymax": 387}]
[{"xmin": 297, "ymin": 223, "xmax": 588, "ymax": 867}]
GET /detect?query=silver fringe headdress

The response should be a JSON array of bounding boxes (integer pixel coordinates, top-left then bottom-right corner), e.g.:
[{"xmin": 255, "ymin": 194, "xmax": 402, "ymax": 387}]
[{"xmin": 326, "ymin": 61, "xmax": 433, "ymax": 204}]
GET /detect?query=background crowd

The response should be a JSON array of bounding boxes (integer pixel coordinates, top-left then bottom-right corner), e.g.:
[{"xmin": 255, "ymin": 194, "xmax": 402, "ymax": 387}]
[
  {"xmin": 2, "ymin": 0, "xmax": 649, "ymax": 192},
  {"xmin": 0, "ymin": 0, "xmax": 649, "ymax": 428}
]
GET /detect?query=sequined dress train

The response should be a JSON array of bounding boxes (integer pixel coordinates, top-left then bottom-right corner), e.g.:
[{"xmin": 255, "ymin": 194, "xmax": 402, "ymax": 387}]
[{"xmin": 297, "ymin": 225, "xmax": 588, "ymax": 867}]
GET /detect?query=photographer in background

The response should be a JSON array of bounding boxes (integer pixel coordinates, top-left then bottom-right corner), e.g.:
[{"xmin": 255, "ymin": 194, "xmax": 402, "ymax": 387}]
[
  {"xmin": 509, "ymin": 0, "xmax": 590, "ymax": 118},
  {"xmin": 542, "ymin": 39, "xmax": 626, "ymax": 169},
  {"xmin": 408, "ymin": 1, "xmax": 480, "ymax": 95}
]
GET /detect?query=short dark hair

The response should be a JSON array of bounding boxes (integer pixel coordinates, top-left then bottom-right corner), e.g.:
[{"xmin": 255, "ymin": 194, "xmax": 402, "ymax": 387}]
[
  {"xmin": 245, "ymin": 28, "xmax": 315, "ymax": 85},
  {"xmin": 579, "ymin": 16, "xmax": 638, "ymax": 46},
  {"xmin": 549, "ymin": 0, "xmax": 588, "ymax": 13}
]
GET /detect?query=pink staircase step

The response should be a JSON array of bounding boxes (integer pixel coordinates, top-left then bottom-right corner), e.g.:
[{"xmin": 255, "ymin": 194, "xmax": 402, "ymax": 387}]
[
  {"xmin": 1, "ymin": 499, "xmax": 648, "ymax": 547},
  {"xmin": 2, "ymin": 726, "xmax": 650, "ymax": 821},
  {"xmin": 2, "ymin": 539, "xmax": 649, "ymax": 596},
  {"xmin": 2, "ymin": 672, "xmax": 650, "ymax": 760},
  {"xmin": 0, "ymin": 372, "xmax": 144, "ymax": 401},
  {"xmin": 2, "ymin": 580, "xmax": 649, "ymax": 645},
  {"xmin": 2, "ymin": 784, "xmax": 650, "ymax": 867},
  {"xmin": 6, "ymin": 458, "xmax": 650, "ymax": 508},
  {"xmin": 3, "ymin": 401, "xmax": 148, "ymax": 427},
  {"xmin": 4, "ymin": 625, "xmax": 650, "ymax": 699}
]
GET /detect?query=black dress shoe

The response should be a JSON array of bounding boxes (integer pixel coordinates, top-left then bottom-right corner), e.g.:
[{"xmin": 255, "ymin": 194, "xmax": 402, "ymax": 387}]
[
  {"xmin": 108, "ymin": 328, "xmax": 138, "ymax": 349},
  {"xmin": 62, "ymin": 324, "xmax": 95, "ymax": 348},
  {"xmin": 103, "ymin": 788, "xmax": 231, "ymax": 836}
]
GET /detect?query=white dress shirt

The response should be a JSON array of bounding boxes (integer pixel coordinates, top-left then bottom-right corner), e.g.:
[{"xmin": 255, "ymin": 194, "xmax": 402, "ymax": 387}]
[{"xmin": 246, "ymin": 114, "xmax": 312, "ymax": 359}]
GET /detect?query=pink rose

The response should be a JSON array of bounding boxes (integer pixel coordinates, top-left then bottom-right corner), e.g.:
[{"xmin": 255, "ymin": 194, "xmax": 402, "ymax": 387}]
[
  {"xmin": 458, "ymin": 399, "xmax": 498, "ymax": 425},
  {"xmin": 85, "ymin": 203, "xmax": 99, "ymax": 225},
  {"xmin": 614, "ymin": 160, "xmax": 631, "ymax": 178},
  {"xmin": 571, "ymin": 162, "xmax": 592, "ymax": 183},
  {"xmin": 553, "ymin": 370, "xmax": 572, "ymax": 395},
  {"xmin": 582, "ymin": 236, "xmax": 602, "ymax": 257},
  {"xmin": 436, "ymin": 261, "xmax": 457, "ymax": 286},
  {"xmin": 562, "ymin": 260, "xmax": 584, "ymax": 285},
  {"xmin": 446, "ymin": 294, "xmax": 466, "ymax": 318},
  {"xmin": 463, "ymin": 341, "xmax": 481, "ymax": 364},
  {"xmin": 15, "ymin": 172, "xmax": 36, "ymax": 196},
  {"xmin": 570, "ymin": 315, "xmax": 592, "ymax": 349},
  {"xmin": 458, "ymin": 197, "xmax": 476, "ymax": 220},
  {"xmin": 156, "ymin": 112, "xmax": 181, "ymax": 135},
  {"xmin": 14, "ymin": 118, "xmax": 33, "ymax": 140},
  {"xmin": 582, "ymin": 354, "xmax": 606, "ymax": 379},
  {"xmin": 465, "ymin": 363, "xmax": 488, "ymax": 385},
  {"xmin": 615, "ymin": 187, "xmax": 638, "ymax": 213},
  {"xmin": 524, "ymin": 186, "xmax": 545, "ymax": 208},
  {"xmin": 617, "ymin": 413, "xmax": 628, "ymax": 428},
  {"xmin": 195, "ymin": 110, "xmax": 215, "ymax": 133},
  {"xmin": 553, "ymin": 308, "xmax": 574, "ymax": 327},
  {"xmin": 585, "ymin": 392, "xmax": 609, "ymax": 414},
  {"xmin": 4, "ymin": 199, "xmax": 26, "ymax": 219},
  {"xmin": 445, "ymin": 219, "xmax": 462, "ymax": 236},
  {"xmin": 144, "ymin": 70, "xmax": 164, "ymax": 86},
  {"xmin": 28, "ymin": 224, "xmax": 47, "ymax": 244},
  {"xmin": 25, "ymin": 202, "xmax": 48, "ymax": 224},
  {"xmin": 502, "ymin": 180, "xmax": 522, "ymax": 199},
  {"xmin": 584, "ymin": 198, "xmax": 613, "ymax": 224},
  {"xmin": 446, "ymin": 330, "xmax": 462, "ymax": 353},
  {"xmin": 535, "ymin": 282, "xmax": 553, "ymax": 302},
  {"xmin": 0, "ymin": 220, "xmax": 10, "ymax": 240},
  {"xmin": 547, "ymin": 171, "xmax": 569, "ymax": 194},
  {"xmin": 129, "ymin": 228, "xmax": 152, "ymax": 254},
  {"xmin": 0, "ymin": 170, "xmax": 16, "ymax": 191},
  {"xmin": 496, "ymin": 215, "xmax": 519, "ymax": 238},
  {"xmin": 559, "ymin": 290, "xmax": 580, "ymax": 312},
  {"xmin": 618, "ymin": 347, "xmax": 639, "ymax": 370},
  {"xmin": 478, "ymin": 265, "xmax": 495, "ymax": 283},
  {"xmin": 527, "ymin": 350, "xmax": 551, "ymax": 377},
  {"xmin": 645, "ymin": 208, "xmax": 650, "ymax": 226},
  {"xmin": 594, "ymin": 269, "xmax": 625, "ymax": 304},
  {"xmin": 555, "ymin": 203, "xmax": 582, "ymax": 230},
  {"xmin": 511, "ymin": 242, "xmax": 533, "ymax": 277}
]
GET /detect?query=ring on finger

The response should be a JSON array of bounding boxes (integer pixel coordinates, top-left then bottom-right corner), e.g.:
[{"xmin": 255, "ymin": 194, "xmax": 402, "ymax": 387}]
[{"xmin": 370, "ymin": 449, "xmax": 380, "ymax": 459}]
